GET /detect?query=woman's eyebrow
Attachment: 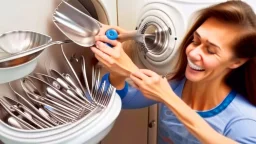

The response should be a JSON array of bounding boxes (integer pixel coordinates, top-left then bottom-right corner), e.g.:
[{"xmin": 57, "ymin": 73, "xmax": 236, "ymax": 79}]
[{"xmin": 194, "ymin": 31, "xmax": 221, "ymax": 50}]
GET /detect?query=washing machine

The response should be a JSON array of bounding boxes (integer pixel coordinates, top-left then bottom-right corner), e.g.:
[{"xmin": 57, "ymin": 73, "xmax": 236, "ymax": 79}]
[{"xmin": 117, "ymin": 0, "xmax": 230, "ymax": 75}]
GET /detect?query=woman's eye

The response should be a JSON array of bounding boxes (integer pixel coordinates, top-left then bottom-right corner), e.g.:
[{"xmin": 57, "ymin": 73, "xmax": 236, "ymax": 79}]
[
  {"xmin": 192, "ymin": 40, "xmax": 200, "ymax": 45},
  {"xmin": 207, "ymin": 47, "xmax": 215, "ymax": 54}
]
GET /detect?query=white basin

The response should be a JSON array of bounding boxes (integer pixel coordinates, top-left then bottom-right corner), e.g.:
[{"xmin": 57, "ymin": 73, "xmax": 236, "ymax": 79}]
[{"xmin": 0, "ymin": 93, "xmax": 121, "ymax": 144}]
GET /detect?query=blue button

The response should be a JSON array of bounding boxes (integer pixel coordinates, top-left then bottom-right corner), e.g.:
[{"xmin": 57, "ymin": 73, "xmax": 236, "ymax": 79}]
[{"xmin": 105, "ymin": 29, "xmax": 118, "ymax": 40}]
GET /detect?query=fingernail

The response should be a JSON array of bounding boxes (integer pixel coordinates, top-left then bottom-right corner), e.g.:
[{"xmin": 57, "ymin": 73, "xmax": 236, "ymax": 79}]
[{"xmin": 96, "ymin": 41, "xmax": 101, "ymax": 48}]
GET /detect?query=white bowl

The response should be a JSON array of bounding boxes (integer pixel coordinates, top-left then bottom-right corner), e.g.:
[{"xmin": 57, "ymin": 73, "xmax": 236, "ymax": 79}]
[{"xmin": 0, "ymin": 30, "xmax": 52, "ymax": 84}]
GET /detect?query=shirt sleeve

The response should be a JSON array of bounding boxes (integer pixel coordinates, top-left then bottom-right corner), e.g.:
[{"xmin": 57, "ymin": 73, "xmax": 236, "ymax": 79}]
[
  {"xmin": 224, "ymin": 119, "xmax": 256, "ymax": 144},
  {"xmin": 101, "ymin": 73, "xmax": 157, "ymax": 109}
]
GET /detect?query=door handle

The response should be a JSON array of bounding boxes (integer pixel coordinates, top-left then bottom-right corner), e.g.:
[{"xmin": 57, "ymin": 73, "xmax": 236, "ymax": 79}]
[{"xmin": 148, "ymin": 120, "xmax": 156, "ymax": 128}]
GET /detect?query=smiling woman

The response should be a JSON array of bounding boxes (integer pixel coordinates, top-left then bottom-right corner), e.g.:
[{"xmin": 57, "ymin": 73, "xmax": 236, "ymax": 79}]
[
  {"xmin": 91, "ymin": 1, "xmax": 256, "ymax": 144},
  {"xmin": 172, "ymin": 2, "xmax": 256, "ymax": 106},
  {"xmin": 184, "ymin": 17, "xmax": 246, "ymax": 82}
]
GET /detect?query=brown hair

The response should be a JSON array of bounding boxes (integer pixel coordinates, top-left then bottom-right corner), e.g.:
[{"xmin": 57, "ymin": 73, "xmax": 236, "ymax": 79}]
[{"xmin": 171, "ymin": 1, "xmax": 256, "ymax": 105}]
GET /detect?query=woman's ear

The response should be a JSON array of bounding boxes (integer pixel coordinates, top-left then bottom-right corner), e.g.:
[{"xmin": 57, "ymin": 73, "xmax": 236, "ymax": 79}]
[{"xmin": 229, "ymin": 58, "xmax": 248, "ymax": 69}]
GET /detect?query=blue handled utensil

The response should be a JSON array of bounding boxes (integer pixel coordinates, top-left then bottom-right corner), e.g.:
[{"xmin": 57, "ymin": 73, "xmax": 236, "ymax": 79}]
[
  {"xmin": 53, "ymin": 1, "xmax": 154, "ymax": 48},
  {"xmin": 53, "ymin": 1, "xmax": 118, "ymax": 47}
]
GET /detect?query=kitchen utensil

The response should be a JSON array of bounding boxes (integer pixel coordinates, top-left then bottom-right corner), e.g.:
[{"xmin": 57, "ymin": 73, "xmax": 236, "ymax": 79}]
[
  {"xmin": 0, "ymin": 98, "xmax": 35, "ymax": 130},
  {"xmin": 9, "ymin": 81, "xmax": 56, "ymax": 127},
  {"xmin": 60, "ymin": 45, "xmax": 86, "ymax": 96},
  {"xmin": 0, "ymin": 31, "xmax": 72, "ymax": 63},
  {"xmin": 53, "ymin": 1, "xmax": 100, "ymax": 47},
  {"xmin": 0, "ymin": 31, "xmax": 72, "ymax": 84},
  {"xmin": 0, "ymin": 96, "xmax": 46, "ymax": 129},
  {"xmin": 53, "ymin": 1, "xmax": 155, "ymax": 47},
  {"xmin": 35, "ymin": 72, "xmax": 90, "ymax": 109}
]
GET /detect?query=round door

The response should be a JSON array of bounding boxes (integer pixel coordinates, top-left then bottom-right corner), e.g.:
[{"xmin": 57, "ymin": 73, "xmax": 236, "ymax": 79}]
[{"xmin": 134, "ymin": 1, "xmax": 185, "ymax": 75}]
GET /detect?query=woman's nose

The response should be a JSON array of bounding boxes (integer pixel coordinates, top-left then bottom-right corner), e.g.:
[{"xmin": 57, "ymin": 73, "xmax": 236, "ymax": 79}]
[{"xmin": 188, "ymin": 46, "xmax": 202, "ymax": 61}]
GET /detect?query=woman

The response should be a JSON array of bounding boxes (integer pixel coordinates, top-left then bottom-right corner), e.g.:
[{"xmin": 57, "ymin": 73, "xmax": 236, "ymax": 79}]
[{"xmin": 91, "ymin": 1, "xmax": 256, "ymax": 144}]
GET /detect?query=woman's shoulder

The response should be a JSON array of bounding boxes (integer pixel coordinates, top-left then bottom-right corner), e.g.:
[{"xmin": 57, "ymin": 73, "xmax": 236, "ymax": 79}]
[
  {"xmin": 168, "ymin": 77, "xmax": 186, "ymax": 91},
  {"xmin": 222, "ymin": 93, "xmax": 256, "ymax": 143},
  {"xmin": 226, "ymin": 92, "xmax": 256, "ymax": 122}
]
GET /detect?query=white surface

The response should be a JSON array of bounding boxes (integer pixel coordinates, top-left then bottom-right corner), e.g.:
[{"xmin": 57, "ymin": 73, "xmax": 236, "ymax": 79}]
[
  {"xmin": 98, "ymin": 0, "xmax": 118, "ymax": 25},
  {"xmin": 0, "ymin": 54, "xmax": 40, "ymax": 84}
]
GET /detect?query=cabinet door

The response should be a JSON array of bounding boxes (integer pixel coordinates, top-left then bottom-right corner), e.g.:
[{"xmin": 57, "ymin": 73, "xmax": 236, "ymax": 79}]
[
  {"xmin": 148, "ymin": 105, "xmax": 158, "ymax": 144},
  {"xmin": 101, "ymin": 108, "xmax": 149, "ymax": 144}
]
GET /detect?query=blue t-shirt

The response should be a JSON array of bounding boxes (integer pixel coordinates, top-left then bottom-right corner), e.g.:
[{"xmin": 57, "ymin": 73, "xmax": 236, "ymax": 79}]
[{"xmin": 101, "ymin": 73, "xmax": 256, "ymax": 144}]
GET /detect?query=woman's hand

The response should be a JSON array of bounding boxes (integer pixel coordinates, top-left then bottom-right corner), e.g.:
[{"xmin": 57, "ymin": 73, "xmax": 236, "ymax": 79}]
[
  {"xmin": 91, "ymin": 35, "xmax": 139, "ymax": 79},
  {"xmin": 130, "ymin": 69, "xmax": 174, "ymax": 102}
]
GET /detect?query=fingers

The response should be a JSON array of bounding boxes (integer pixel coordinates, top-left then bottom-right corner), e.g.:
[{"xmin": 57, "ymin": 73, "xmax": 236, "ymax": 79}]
[
  {"xmin": 91, "ymin": 47, "xmax": 114, "ymax": 64},
  {"xmin": 131, "ymin": 69, "xmax": 162, "ymax": 85},
  {"xmin": 131, "ymin": 70, "xmax": 148, "ymax": 80},
  {"xmin": 95, "ymin": 41, "xmax": 121, "ymax": 59},
  {"xmin": 95, "ymin": 35, "xmax": 119, "ymax": 46},
  {"xmin": 139, "ymin": 69, "xmax": 158, "ymax": 77},
  {"xmin": 130, "ymin": 74, "xmax": 143, "ymax": 87}
]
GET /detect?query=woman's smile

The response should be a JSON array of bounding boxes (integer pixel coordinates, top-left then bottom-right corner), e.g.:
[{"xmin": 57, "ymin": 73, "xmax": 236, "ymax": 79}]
[{"xmin": 187, "ymin": 58, "xmax": 205, "ymax": 71}]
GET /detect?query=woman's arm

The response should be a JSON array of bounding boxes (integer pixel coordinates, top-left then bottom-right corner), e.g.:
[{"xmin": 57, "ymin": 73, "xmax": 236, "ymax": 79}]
[
  {"xmin": 130, "ymin": 69, "xmax": 238, "ymax": 144},
  {"xmin": 101, "ymin": 73, "xmax": 157, "ymax": 109}
]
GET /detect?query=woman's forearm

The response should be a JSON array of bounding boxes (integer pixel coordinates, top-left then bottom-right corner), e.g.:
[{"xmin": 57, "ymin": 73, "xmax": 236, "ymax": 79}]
[
  {"xmin": 109, "ymin": 73, "xmax": 126, "ymax": 90},
  {"xmin": 108, "ymin": 40, "xmax": 137, "ymax": 90},
  {"xmin": 162, "ymin": 90, "xmax": 237, "ymax": 144}
]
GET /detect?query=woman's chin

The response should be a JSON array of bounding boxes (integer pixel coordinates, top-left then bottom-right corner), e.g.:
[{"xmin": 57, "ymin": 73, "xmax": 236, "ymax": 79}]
[{"xmin": 185, "ymin": 67, "xmax": 205, "ymax": 82}]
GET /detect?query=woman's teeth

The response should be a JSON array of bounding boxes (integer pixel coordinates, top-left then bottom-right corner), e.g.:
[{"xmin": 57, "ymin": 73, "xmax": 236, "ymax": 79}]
[{"xmin": 188, "ymin": 59, "xmax": 205, "ymax": 71}]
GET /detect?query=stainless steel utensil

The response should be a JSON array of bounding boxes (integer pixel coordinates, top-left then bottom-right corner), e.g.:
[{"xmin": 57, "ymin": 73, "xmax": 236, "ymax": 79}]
[
  {"xmin": 20, "ymin": 78, "xmax": 72, "ymax": 125},
  {"xmin": 61, "ymin": 45, "xmax": 86, "ymax": 95},
  {"xmin": 53, "ymin": 1, "xmax": 100, "ymax": 47},
  {"xmin": 0, "ymin": 31, "xmax": 72, "ymax": 84},
  {"xmin": 9, "ymin": 81, "xmax": 56, "ymax": 127},
  {"xmin": 23, "ymin": 77, "xmax": 79, "ymax": 116},
  {"xmin": 35, "ymin": 72, "xmax": 90, "ymax": 109},
  {"xmin": 0, "ymin": 31, "xmax": 72, "ymax": 63},
  {"xmin": 0, "ymin": 98, "xmax": 35, "ymax": 130},
  {"xmin": 53, "ymin": 1, "xmax": 155, "ymax": 47},
  {"xmin": 1, "ymin": 96, "xmax": 45, "ymax": 129}
]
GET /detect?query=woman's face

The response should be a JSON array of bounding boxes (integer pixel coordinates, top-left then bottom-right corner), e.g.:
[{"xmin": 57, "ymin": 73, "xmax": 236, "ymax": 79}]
[{"xmin": 185, "ymin": 18, "xmax": 242, "ymax": 82}]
